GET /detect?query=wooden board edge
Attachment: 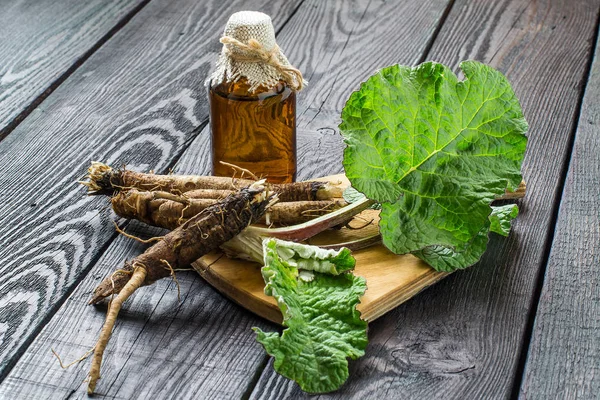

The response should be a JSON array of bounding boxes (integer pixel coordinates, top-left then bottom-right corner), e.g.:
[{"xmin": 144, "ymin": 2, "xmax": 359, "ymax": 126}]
[
  {"xmin": 193, "ymin": 252, "xmax": 449, "ymax": 325},
  {"xmin": 360, "ymin": 270, "xmax": 449, "ymax": 321},
  {"xmin": 193, "ymin": 256, "xmax": 283, "ymax": 324}
]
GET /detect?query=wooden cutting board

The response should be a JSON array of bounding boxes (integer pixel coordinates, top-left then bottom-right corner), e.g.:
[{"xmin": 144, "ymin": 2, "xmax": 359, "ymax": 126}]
[{"xmin": 192, "ymin": 175, "xmax": 447, "ymax": 324}]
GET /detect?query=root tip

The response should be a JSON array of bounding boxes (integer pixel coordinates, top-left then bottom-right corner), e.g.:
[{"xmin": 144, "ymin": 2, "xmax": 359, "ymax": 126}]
[
  {"xmin": 89, "ymin": 292, "xmax": 106, "ymax": 305},
  {"xmin": 82, "ymin": 161, "xmax": 114, "ymax": 194}
]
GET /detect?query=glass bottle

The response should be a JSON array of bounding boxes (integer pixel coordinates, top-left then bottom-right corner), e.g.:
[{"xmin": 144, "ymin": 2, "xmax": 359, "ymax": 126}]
[{"xmin": 209, "ymin": 77, "xmax": 296, "ymax": 183}]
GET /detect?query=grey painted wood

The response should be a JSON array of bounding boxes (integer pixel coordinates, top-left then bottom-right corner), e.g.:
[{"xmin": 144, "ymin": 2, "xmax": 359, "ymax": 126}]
[
  {"xmin": 0, "ymin": 0, "xmax": 300, "ymax": 387},
  {"xmin": 0, "ymin": 0, "xmax": 452, "ymax": 398},
  {"xmin": 0, "ymin": 222, "xmax": 276, "ymax": 400},
  {"xmin": 0, "ymin": 0, "xmax": 148, "ymax": 139},
  {"xmin": 519, "ymin": 32, "xmax": 600, "ymax": 400},
  {"xmin": 249, "ymin": 0, "xmax": 600, "ymax": 398}
]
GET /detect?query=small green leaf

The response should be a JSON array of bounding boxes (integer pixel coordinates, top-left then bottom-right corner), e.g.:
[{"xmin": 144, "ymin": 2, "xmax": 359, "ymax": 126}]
[
  {"xmin": 412, "ymin": 226, "xmax": 490, "ymax": 272},
  {"xmin": 254, "ymin": 239, "xmax": 367, "ymax": 394},
  {"xmin": 489, "ymin": 204, "xmax": 519, "ymax": 236},
  {"xmin": 343, "ymin": 186, "xmax": 366, "ymax": 204}
]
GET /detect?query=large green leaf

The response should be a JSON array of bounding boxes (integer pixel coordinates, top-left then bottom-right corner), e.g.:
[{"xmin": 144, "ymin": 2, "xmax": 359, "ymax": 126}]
[
  {"xmin": 340, "ymin": 61, "xmax": 527, "ymax": 269},
  {"xmin": 254, "ymin": 239, "xmax": 367, "ymax": 394}
]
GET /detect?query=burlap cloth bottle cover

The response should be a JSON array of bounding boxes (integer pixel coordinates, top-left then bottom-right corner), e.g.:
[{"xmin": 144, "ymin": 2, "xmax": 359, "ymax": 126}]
[{"xmin": 207, "ymin": 11, "xmax": 307, "ymax": 93}]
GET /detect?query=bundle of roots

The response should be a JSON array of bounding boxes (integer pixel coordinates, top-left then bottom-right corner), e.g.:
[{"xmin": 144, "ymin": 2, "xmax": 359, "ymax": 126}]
[
  {"xmin": 86, "ymin": 180, "xmax": 274, "ymax": 393},
  {"xmin": 83, "ymin": 161, "xmax": 343, "ymax": 201},
  {"xmin": 80, "ymin": 162, "xmax": 356, "ymax": 394}
]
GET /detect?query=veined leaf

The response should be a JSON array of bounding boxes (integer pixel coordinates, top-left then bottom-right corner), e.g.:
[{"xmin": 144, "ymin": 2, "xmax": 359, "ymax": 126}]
[
  {"xmin": 340, "ymin": 61, "xmax": 527, "ymax": 270},
  {"xmin": 413, "ymin": 204, "xmax": 520, "ymax": 272},
  {"xmin": 489, "ymin": 204, "xmax": 519, "ymax": 237},
  {"xmin": 254, "ymin": 239, "xmax": 367, "ymax": 394}
]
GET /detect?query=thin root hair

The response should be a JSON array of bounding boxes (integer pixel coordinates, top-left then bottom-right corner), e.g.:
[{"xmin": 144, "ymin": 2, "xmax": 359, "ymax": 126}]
[
  {"xmin": 51, "ymin": 347, "xmax": 94, "ymax": 369},
  {"xmin": 113, "ymin": 221, "xmax": 164, "ymax": 244}
]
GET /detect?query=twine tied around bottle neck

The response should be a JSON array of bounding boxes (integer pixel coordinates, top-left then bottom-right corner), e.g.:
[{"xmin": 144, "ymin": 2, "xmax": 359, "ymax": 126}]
[{"xmin": 220, "ymin": 36, "xmax": 305, "ymax": 91}]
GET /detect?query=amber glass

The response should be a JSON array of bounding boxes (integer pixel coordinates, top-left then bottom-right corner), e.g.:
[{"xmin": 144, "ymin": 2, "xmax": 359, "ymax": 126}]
[{"xmin": 209, "ymin": 78, "xmax": 296, "ymax": 183}]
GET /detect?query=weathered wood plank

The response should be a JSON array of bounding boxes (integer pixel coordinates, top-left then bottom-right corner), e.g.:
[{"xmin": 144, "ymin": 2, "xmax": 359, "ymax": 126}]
[
  {"xmin": 519, "ymin": 33, "xmax": 600, "ymax": 400},
  {"xmin": 248, "ymin": 0, "xmax": 600, "ymax": 398},
  {"xmin": 0, "ymin": 0, "xmax": 148, "ymax": 140},
  {"xmin": 0, "ymin": 0, "xmax": 300, "ymax": 386},
  {"xmin": 0, "ymin": 0, "xmax": 452, "ymax": 397},
  {"xmin": 0, "ymin": 222, "xmax": 276, "ymax": 400}
]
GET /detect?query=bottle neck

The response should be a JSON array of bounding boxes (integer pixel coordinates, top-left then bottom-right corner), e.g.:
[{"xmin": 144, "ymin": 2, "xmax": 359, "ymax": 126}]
[{"xmin": 211, "ymin": 77, "xmax": 290, "ymax": 100}]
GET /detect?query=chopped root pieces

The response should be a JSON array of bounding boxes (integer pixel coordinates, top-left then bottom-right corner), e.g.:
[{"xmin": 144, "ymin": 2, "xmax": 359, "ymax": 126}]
[{"xmin": 88, "ymin": 266, "xmax": 147, "ymax": 394}]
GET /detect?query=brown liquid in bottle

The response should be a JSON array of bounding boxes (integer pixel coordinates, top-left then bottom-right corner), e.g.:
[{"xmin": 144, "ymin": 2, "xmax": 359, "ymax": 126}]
[{"xmin": 210, "ymin": 78, "xmax": 296, "ymax": 183}]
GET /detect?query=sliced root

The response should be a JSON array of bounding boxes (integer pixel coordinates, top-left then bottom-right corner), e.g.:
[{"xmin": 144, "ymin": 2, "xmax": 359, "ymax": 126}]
[{"xmin": 88, "ymin": 266, "xmax": 147, "ymax": 394}]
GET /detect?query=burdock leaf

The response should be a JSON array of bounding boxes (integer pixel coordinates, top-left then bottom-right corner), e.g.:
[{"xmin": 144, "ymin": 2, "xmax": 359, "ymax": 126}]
[
  {"xmin": 342, "ymin": 186, "xmax": 366, "ymax": 204},
  {"xmin": 489, "ymin": 204, "xmax": 519, "ymax": 237},
  {"xmin": 254, "ymin": 239, "xmax": 367, "ymax": 394},
  {"xmin": 413, "ymin": 204, "xmax": 520, "ymax": 272},
  {"xmin": 340, "ymin": 61, "xmax": 527, "ymax": 270}
]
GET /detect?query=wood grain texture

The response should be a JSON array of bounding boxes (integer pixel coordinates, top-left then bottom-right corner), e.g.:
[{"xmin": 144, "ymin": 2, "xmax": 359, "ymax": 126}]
[
  {"xmin": 0, "ymin": 0, "xmax": 148, "ymax": 139},
  {"xmin": 248, "ymin": 0, "xmax": 600, "ymax": 398},
  {"xmin": 519, "ymin": 35, "xmax": 600, "ymax": 400},
  {"xmin": 0, "ymin": 0, "xmax": 300, "ymax": 388},
  {"xmin": 0, "ymin": 222, "xmax": 279, "ymax": 400}
]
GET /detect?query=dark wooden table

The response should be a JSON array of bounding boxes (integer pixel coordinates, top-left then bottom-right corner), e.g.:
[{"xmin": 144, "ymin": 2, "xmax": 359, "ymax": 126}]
[{"xmin": 0, "ymin": 0, "xmax": 598, "ymax": 398}]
